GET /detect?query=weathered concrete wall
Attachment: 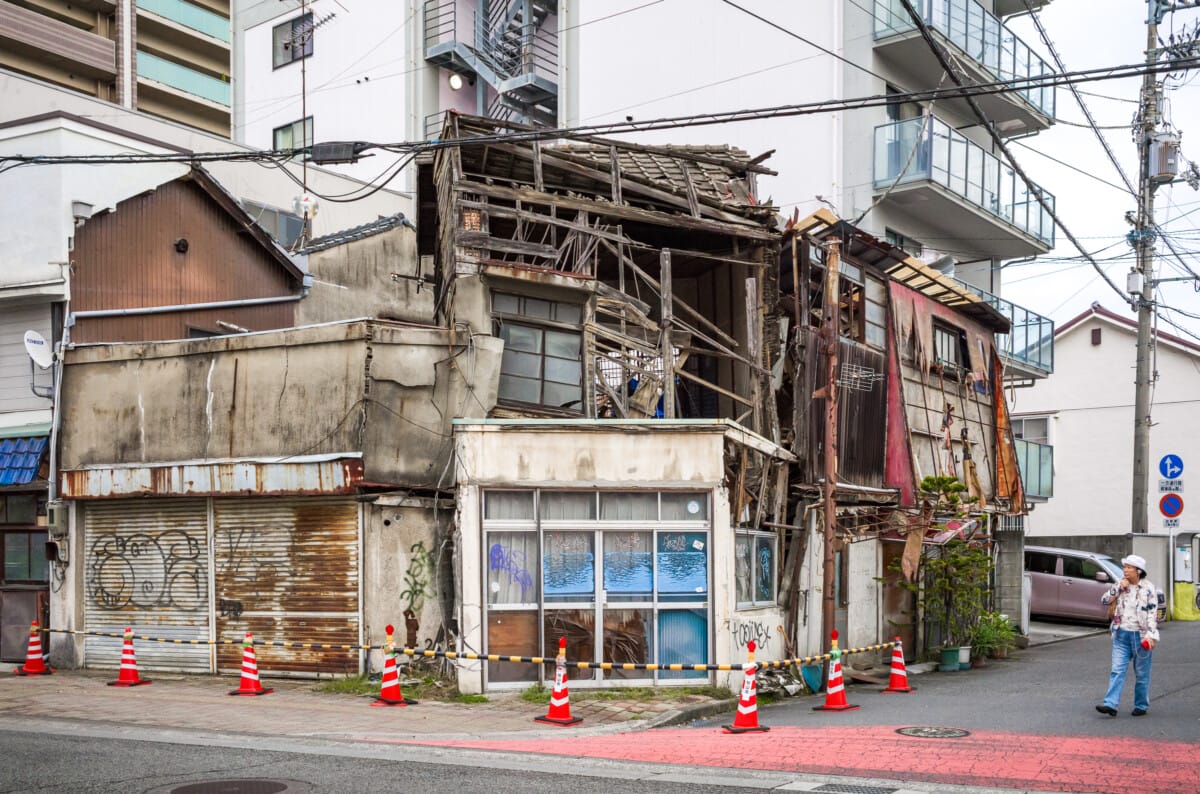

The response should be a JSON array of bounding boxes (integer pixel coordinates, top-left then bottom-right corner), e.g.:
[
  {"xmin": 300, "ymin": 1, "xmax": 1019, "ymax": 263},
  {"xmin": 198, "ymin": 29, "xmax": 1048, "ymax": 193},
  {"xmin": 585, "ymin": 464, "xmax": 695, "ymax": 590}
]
[
  {"xmin": 298, "ymin": 226, "xmax": 435, "ymax": 326},
  {"xmin": 362, "ymin": 494, "xmax": 455, "ymax": 675},
  {"xmin": 59, "ymin": 319, "xmax": 502, "ymax": 489}
]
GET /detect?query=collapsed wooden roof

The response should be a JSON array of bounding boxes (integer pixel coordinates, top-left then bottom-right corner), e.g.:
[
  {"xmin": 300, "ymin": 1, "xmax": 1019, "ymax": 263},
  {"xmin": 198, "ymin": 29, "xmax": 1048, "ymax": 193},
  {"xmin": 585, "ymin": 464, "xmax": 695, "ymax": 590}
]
[{"xmin": 434, "ymin": 113, "xmax": 779, "ymax": 234}]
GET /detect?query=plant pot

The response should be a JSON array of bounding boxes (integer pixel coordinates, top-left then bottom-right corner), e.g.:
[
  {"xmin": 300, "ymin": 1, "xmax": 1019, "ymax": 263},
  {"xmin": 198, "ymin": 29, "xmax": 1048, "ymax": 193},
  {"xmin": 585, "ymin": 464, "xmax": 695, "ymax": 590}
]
[
  {"xmin": 990, "ymin": 646, "xmax": 1009, "ymax": 660},
  {"xmin": 971, "ymin": 654, "xmax": 987, "ymax": 668},
  {"xmin": 939, "ymin": 646, "xmax": 961, "ymax": 672},
  {"xmin": 958, "ymin": 645, "xmax": 972, "ymax": 670}
]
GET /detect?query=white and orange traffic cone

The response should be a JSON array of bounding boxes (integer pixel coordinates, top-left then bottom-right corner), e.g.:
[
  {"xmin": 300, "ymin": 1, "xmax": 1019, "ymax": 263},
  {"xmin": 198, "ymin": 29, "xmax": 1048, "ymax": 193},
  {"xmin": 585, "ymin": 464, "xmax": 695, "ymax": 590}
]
[
  {"xmin": 881, "ymin": 637, "xmax": 914, "ymax": 694},
  {"xmin": 535, "ymin": 637, "xmax": 582, "ymax": 726},
  {"xmin": 372, "ymin": 624, "xmax": 417, "ymax": 707},
  {"xmin": 723, "ymin": 640, "xmax": 769, "ymax": 733},
  {"xmin": 813, "ymin": 630, "xmax": 859, "ymax": 712},
  {"xmin": 108, "ymin": 628, "xmax": 151, "ymax": 687},
  {"xmin": 13, "ymin": 621, "xmax": 52, "ymax": 676},
  {"xmin": 228, "ymin": 632, "xmax": 273, "ymax": 696}
]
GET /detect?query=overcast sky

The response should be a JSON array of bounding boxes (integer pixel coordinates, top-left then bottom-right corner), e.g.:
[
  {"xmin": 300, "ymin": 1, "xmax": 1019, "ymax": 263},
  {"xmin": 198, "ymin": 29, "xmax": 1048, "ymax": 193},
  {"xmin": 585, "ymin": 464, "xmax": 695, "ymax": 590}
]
[{"xmin": 573, "ymin": 0, "xmax": 1200, "ymax": 341}]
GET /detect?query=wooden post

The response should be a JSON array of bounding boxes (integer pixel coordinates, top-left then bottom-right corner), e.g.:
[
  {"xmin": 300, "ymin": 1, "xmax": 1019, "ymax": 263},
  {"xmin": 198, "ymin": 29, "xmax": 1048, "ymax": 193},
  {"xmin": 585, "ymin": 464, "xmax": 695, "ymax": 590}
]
[
  {"xmin": 661, "ymin": 249, "xmax": 675, "ymax": 418},
  {"xmin": 820, "ymin": 239, "xmax": 841, "ymax": 656}
]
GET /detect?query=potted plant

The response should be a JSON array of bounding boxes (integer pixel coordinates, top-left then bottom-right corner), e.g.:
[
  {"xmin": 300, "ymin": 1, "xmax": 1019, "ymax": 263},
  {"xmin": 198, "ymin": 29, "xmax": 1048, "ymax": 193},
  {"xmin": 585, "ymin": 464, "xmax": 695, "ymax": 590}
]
[{"xmin": 970, "ymin": 611, "xmax": 1016, "ymax": 660}]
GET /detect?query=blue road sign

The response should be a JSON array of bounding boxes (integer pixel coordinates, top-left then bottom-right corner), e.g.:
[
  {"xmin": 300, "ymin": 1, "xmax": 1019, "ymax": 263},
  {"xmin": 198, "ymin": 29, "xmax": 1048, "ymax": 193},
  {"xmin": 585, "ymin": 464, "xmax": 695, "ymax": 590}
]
[{"xmin": 1159, "ymin": 454, "xmax": 1184, "ymax": 479}]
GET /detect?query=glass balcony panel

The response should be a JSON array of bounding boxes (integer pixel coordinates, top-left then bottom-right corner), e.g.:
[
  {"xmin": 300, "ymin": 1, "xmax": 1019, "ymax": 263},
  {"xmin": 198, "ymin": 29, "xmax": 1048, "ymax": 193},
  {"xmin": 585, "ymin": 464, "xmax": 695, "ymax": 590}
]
[
  {"xmin": 876, "ymin": 118, "xmax": 1056, "ymax": 246},
  {"xmin": 139, "ymin": 0, "xmax": 229, "ymax": 42},
  {"xmin": 874, "ymin": 0, "xmax": 1055, "ymax": 119},
  {"xmin": 137, "ymin": 51, "xmax": 230, "ymax": 106},
  {"xmin": 1015, "ymin": 439, "xmax": 1053, "ymax": 499},
  {"xmin": 953, "ymin": 278, "xmax": 1054, "ymax": 374}
]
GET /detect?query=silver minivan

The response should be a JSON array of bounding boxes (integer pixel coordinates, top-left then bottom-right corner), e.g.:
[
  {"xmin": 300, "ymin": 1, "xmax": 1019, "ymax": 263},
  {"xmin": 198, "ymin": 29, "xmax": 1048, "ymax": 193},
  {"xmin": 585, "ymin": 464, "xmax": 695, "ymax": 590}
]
[{"xmin": 1025, "ymin": 545, "xmax": 1124, "ymax": 623}]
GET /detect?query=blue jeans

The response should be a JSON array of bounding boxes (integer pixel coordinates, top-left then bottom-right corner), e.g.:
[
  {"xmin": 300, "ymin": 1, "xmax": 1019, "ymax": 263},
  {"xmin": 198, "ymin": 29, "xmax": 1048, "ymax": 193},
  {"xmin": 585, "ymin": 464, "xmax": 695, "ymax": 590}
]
[{"xmin": 1103, "ymin": 629, "xmax": 1153, "ymax": 712}]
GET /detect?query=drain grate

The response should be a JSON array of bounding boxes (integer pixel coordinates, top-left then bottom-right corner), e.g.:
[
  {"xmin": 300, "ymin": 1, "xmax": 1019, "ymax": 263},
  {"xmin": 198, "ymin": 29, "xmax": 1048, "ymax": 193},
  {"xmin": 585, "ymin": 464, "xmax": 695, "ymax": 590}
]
[
  {"xmin": 813, "ymin": 785, "xmax": 898, "ymax": 794},
  {"xmin": 895, "ymin": 726, "xmax": 971, "ymax": 739},
  {"xmin": 170, "ymin": 782, "xmax": 294, "ymax": 794}
]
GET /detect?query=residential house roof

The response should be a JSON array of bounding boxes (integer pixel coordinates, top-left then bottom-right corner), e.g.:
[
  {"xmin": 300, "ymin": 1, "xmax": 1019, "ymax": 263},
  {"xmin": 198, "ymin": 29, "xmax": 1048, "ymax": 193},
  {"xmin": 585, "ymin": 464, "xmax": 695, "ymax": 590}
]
[
  {"xmin": 0, "ymin": 436, "xmax": 48, "ymax": 487},
  {"xmin": 1056, "ymin": 302, "xmax": 1200, "ymax": 356},
  {"xmin": 301, "ymin": 213, "xmax": 416, "ymax": 254}
]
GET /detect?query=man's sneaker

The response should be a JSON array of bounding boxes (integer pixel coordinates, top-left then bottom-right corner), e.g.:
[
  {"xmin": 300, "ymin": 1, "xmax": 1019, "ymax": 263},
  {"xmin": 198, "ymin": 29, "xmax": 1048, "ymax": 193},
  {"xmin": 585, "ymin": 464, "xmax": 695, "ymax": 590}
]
[
  {"xmin": 1096, "ymin": 704, "xmax": 1117, "ymax": 716},
  {"xmin": 1132, "ymin": 708, "xmax": 1147, "ymax": 716}
]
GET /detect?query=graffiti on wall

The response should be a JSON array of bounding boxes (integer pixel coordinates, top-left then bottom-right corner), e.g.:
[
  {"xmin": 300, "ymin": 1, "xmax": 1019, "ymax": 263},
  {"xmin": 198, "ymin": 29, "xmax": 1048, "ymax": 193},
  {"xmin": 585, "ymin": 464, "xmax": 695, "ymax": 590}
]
[
  {"xmin": 488, "ymin": 542, "xmax": 533, "ymax": 600},
  {"xmin": 215, "ymin": 525, "xmax": 285, "ymax": 600},
  {"xmin": 400, "ymin": 541, "xmax": 432, "ymax": 615},
  {"xmin": 87, "ymin": 530, "xmax": 205, "ymax": 611},
  {"xmin": 732, "ymin": 619, "xmax": 774, "ymax": 650}
]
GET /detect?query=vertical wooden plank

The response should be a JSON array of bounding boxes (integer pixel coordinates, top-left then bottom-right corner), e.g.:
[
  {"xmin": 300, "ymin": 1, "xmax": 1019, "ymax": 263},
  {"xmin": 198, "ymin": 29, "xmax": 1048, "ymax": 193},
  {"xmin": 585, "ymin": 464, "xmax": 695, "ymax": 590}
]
[
  {"xmin": 660, "ymin": 249, "xmax": 675, "ymax": 419},
  {"xmin": 532, "ymin": 140, "xmax": 544, "ymax": 193},
  {"xmin": 609, "ymin": 145, "xmax": 623, "ymax": 204}
]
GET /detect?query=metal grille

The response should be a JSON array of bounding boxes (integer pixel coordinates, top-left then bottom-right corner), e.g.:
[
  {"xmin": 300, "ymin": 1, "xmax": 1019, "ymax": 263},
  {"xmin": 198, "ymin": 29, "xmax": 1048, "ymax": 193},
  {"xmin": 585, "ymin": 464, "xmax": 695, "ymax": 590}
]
[
  {"xmin": 813, "ymin": 785, "xmax": 898, "ymax": 794},
  {"xmin": 84, "ymin": 499, "xmax": 212, "ymax": 672}
]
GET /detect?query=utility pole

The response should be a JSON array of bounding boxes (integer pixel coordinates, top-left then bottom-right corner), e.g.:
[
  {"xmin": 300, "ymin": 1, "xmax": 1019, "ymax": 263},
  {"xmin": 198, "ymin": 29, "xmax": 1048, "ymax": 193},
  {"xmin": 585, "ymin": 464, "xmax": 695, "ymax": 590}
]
[
  {"xmin": 819, "ymin": 239, "xmax": 841, "ymax": 654},
  {"xmin": 1131, "ymin": 4, "xmax": 1164, "ymax": 535}
]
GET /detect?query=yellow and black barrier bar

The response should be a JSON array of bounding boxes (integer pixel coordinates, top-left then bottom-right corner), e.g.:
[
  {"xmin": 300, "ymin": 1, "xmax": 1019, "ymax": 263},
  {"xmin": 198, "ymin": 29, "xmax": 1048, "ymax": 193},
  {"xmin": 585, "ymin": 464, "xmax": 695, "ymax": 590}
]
[{"xmin": 47, "ymin": 629, "xmax": 894, "ymax": 670}]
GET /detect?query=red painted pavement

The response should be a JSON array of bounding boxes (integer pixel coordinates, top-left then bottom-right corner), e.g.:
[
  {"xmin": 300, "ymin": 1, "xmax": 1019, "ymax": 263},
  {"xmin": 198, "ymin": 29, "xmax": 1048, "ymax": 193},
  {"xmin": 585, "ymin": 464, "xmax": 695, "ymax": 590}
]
[{"xmin": 367, "ymin": 725, "xmax": 1198, "ymax": 793}]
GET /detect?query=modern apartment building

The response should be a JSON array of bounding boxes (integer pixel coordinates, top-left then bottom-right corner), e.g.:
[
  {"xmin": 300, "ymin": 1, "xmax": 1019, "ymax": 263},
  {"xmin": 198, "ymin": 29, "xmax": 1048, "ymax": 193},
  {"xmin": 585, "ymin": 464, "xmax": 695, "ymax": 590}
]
[
  {"xmin": 0, "ymin": 0, "xmax": 232, "ymax": 136},
  {"xmin": 232, "ymin": 0, "xmax": 565, "ymax": 188}
]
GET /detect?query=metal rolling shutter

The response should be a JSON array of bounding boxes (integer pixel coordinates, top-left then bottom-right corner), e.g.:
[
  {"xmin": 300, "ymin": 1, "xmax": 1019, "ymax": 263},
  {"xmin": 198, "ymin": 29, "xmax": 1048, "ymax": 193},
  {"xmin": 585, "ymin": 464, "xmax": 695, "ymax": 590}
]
[
  {"xmin": 83, "ymin": 499, "xmax": 212, "ymax": 672},
  {"xmin": 212, "ymin": 496, "xmax": 359, "ymax": 675}
]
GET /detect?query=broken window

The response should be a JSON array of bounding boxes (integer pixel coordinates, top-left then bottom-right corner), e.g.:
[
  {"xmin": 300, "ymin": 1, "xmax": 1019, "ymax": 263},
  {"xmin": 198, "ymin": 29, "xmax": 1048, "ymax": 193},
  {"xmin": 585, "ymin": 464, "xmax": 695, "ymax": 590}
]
[
  {"xmin": 735, "ymin": 529, "xmax": 776, "ymax": 608},
  {"xmin": 493, "ymin": 293, "xmax": 584, "ymax": 413},
  {"xmin": 932, "ymin": 321, "xmax": 968, "ymax": 376}
]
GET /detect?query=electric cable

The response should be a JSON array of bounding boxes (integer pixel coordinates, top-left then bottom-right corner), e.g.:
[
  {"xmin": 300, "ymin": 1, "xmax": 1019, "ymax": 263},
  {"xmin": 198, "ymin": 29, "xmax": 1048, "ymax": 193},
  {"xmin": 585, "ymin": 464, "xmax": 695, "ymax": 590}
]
[{"xmin": 896, "ymin": 0, "xmax": 1130, "ymax": 306}]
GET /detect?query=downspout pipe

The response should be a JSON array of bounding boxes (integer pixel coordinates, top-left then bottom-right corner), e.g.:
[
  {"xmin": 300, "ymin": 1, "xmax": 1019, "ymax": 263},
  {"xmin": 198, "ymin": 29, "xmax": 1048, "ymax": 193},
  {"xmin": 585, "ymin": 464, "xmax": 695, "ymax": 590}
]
[{"xmin": 66, "ymin": 277, "xmax": 314, "ymax": 325}]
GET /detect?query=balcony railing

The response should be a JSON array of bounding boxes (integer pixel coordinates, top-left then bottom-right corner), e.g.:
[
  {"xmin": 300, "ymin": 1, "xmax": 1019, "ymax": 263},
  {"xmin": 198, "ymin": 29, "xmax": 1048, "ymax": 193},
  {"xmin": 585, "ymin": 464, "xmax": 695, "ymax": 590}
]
[
  {"xmin": 137, "ymin": 51, "xmax": 230, "ymax": 106},
  {"xmin": 1015, "ymin": 438, "xmax": 1053, "ymax": 499},
  {"xmin": 874, "ymin": 0, "xmax": 1055, "ymax": 120},
  {"xmin": 139, "ymin": 0, "xmax": 230, "ymax": 43},
  {"xmin": 954, "ymin": 279, "xmax": 1054, "ymax": 375},
  {"xmin": 874, "ymin": 116, "xmax": 1055, "ymax": 247}
]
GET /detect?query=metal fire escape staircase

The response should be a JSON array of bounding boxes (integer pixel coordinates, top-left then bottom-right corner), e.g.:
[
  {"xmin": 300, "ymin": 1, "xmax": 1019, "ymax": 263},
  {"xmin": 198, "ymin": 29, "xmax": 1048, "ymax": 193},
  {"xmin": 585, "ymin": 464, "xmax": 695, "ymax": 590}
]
[{"xmin": 423, "ymin": 0, "xmax": 558, "ymax": 128}]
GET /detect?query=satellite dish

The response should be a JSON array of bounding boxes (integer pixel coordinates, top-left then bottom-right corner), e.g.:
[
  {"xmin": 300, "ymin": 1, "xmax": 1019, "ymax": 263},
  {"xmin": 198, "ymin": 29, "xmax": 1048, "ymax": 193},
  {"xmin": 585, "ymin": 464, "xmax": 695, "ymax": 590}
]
[{"xmin": 23, "ymin": 330, "xmax": 53, "ymax": 369}]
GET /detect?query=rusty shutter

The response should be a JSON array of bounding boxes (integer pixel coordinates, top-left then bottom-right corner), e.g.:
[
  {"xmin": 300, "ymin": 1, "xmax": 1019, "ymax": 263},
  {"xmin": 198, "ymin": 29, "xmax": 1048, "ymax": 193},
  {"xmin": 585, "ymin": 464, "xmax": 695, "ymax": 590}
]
[
  {"xmin": 83, "ymin": 499, "xmax": 213, "ymax": 672},
  {"xmin": 212, "ymin": 496, "xmax": 360, "ymax": 675}
]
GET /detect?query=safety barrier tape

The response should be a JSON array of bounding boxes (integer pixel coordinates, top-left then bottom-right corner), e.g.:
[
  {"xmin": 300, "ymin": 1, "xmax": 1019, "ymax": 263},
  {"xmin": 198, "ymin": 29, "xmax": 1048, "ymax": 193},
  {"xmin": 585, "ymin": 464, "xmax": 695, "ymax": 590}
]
[{"xmin": 46, "ymin": 628, "xmax": 896, "ymax": 670}]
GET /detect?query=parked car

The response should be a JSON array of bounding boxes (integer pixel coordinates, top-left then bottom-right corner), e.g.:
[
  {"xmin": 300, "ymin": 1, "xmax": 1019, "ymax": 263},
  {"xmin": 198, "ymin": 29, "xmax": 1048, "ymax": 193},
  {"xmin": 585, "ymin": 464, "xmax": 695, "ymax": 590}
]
[{"xmin": 1025, "ymin": 545, "xmax": 1125, "ymax": 624}]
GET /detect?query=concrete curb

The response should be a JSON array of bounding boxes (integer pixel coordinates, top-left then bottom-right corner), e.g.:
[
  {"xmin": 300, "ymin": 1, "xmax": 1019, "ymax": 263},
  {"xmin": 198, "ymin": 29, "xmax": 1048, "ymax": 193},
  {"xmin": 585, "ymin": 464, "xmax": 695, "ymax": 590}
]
[{"xmin": 645, "ymin": 697, "xmax": 737, "ymax": 728}]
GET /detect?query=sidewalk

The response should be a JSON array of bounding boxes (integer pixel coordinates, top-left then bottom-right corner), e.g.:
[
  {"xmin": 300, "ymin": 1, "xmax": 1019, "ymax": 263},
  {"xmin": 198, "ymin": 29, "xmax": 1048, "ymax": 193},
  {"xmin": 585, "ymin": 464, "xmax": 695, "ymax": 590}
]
[{"xmin": 0, "ymin": 667, "xmax": 734, "ymax": 741}]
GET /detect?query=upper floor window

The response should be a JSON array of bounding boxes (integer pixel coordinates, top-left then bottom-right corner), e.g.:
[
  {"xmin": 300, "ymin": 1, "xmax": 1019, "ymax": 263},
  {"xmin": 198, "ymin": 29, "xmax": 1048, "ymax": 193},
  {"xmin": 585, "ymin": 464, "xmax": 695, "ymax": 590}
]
[
  {"xmin": 273, "ymin": 117, "xmax": 313, "ymax": 151},
  {"xmin": 932, "ymin": 321, "xmax": 967, "ymax": 375},
  {"xmin": 273, "ymin": 13, "xmax": 313, "ymax": 68},
  {"xmin": 494, "ymin": 293, "xmax": 584, "ymax": 413},
  {"xmin": 1012, "ymin": 416, "xmax": 1049, "ymax": 445}
]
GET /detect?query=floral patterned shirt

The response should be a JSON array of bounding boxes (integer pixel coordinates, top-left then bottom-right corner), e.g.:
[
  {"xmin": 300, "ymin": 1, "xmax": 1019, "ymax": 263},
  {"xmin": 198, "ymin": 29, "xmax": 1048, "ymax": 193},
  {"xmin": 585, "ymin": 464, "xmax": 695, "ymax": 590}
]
[{"xmin": 1101, "ymin": 578, "xmax": 1160, "ymax": 643}]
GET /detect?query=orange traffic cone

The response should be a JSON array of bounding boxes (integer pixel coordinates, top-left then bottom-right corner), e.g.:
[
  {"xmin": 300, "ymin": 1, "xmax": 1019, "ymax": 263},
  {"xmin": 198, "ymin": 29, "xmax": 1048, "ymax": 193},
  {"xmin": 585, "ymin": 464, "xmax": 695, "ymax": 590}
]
[
  {"xmin": 723, "ymin": 640, "xmax": 769, "ymax": 733},
  {"xmin": 228, "ymin": 632, "xmax": 273, "ymax": 696},
  {"xmin": 372, "ymin": 624, "xmax": 417, "ymax": 707},
  {"xmin": 813, "ymin": 630, "xmax": 859, "ymax": 712},
  {"xmin": 881, "ymin": 637, "xmax": 914, "ymax": 694},
  {"xmin": 108, "ymin": 628, "xmax": 151, "ymax": 687},
  {"xmin": 13, "ymin": 621, "xmax": 52, "ymax": 676},
  {"xmin": 535, "ymin": 637, "xmax": 582, "ymax": 726}
]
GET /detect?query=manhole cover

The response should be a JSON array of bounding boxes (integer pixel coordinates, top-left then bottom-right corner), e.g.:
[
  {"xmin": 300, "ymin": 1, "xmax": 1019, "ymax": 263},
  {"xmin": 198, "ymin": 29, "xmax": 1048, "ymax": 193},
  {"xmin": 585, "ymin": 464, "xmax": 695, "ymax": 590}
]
[
  {"xmin": 895, "ymin": 726, "xmax": 970, "ymax": 739},
  {"xmin": 813, "ymin": 785, "xmax": 898, "ymax": 794},
  {"xmin": 170, "ymin": 782, "xmax": 293, "ymax": 794}
]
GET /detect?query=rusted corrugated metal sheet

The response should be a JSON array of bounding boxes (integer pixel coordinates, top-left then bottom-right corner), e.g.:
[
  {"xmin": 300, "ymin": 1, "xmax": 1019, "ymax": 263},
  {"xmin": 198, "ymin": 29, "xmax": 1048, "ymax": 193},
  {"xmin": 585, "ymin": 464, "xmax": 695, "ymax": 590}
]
[
  {"xmin": 83, "ymin": 499, "xmax": 213, "ymax": 673},
  {"xmin": 799, "ymin": 329, "xmax": 888, "ymax": 489},
  {"xmin": 213, "ymin": 496, "xmax": 360, "ymax": 675},
  {"xmin": 62, "ymin": 458, "xmax": 365, "ymax": 499},
  {"xmin": 71, "ymin": 174, "xmax": 299, "ymax": 343}
]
